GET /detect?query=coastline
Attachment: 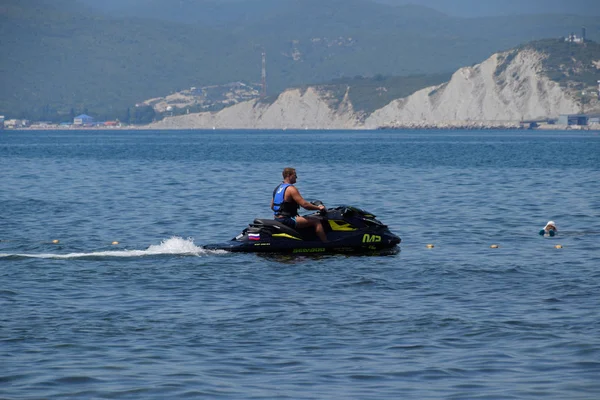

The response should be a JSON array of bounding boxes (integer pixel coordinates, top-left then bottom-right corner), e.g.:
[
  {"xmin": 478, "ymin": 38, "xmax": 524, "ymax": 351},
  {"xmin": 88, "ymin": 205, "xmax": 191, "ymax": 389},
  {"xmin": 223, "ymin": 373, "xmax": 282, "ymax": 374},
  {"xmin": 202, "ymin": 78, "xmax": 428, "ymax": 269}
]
[{"xmin": 4, "ymin": 122, "xmax": 600, "ymax": 131}]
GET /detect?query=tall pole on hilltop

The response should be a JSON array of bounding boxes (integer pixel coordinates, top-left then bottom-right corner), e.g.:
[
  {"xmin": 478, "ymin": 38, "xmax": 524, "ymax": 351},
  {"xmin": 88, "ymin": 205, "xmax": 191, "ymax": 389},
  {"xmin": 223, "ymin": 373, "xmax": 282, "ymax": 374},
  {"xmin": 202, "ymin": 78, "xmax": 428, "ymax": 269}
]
[{"xmin": 261, "ymin": 50, "xmax": 267, "ymax": 98}]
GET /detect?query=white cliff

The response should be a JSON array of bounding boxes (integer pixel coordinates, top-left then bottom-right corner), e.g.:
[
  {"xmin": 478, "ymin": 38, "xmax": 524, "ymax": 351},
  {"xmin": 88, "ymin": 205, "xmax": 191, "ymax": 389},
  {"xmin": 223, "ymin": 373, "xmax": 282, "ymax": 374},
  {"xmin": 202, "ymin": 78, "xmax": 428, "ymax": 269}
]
[
  {"xmin": 364, "ymin": 49, "xmax": 580, "ymax": 128},
  {"xmin": 147, "ymin": 49, "xmax": 581, "ymax": 130},
  {"xmin": 149, "ymin": 87, "xmax": 360, "ymax": 130}
]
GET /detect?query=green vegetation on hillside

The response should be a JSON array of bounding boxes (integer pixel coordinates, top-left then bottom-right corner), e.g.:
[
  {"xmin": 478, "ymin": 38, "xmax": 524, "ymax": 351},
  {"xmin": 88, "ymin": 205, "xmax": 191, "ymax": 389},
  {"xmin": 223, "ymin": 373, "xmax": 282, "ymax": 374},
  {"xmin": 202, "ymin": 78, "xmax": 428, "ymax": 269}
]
[
  {"xmin": 0, "ymin": 0, "xmax": 250, "ymax": 122},
  {"xmin": 526, "ymin": 39, "xmax": 600, "ymax": 90},
  {"xmin": 496, "ymin": 39, "xmax": 600, "ymax": 90}
]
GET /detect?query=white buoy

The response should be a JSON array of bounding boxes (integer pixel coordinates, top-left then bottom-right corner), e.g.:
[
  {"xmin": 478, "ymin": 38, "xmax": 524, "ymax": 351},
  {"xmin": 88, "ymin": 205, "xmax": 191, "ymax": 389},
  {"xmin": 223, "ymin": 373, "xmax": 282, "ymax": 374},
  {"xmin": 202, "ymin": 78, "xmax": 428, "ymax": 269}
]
[
  {"xmin": 490, "ymin": 244, "xmax": 499, "ymax": 249},
  {"xmin": 555, "ymin": 244, "xmax": 563, "ymax": 249},
  {"xmin": 426, "ymin": 244, "xmax": 434, "ymax": 248},
  {"xmin": 52, "ymin": 239, "xmax": 60, "ymax": 244},
  {"xmin": 112, "ymin": 241, "xmax": 119, "ymax": 245}
]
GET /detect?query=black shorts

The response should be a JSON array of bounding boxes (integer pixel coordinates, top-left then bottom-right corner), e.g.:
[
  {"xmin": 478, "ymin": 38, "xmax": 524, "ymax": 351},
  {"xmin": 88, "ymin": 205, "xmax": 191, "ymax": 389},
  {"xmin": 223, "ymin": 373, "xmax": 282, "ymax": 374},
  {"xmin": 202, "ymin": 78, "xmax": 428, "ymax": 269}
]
[{"xmin": 275, "ymin": 216, "xmax": 297, "ymax": 228}]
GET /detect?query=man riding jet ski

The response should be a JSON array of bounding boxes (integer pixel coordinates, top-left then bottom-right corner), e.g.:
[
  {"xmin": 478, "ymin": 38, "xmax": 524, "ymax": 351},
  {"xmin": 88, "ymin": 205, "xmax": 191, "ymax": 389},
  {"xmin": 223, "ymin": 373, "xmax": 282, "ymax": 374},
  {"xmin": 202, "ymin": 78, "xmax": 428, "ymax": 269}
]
[{"xmin": 203, "ymin": 167, "xmax": 400, "ymax": 254}]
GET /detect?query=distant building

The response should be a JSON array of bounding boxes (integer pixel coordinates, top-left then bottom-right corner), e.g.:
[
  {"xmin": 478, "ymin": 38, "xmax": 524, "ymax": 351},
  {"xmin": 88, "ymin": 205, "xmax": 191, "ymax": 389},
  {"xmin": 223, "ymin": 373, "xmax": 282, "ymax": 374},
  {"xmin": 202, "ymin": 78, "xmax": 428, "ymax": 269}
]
[
  {"xmin": 565, "ymin": 32, "xmax": 584, "ymax": 44},
  {"xmin": 4, "ymin": 119, "xmax": 29, "ymax": 128},
  {"xmin": 557, "ymin": 114, "xmax": 600, "ymax": 126},
  {"xmin": 558, "ymin": 114, "xmax": 585, "ymax": 125},
  {"xmin": 73, "ymin": 114, "xmax": 94, "ymax": 125}
]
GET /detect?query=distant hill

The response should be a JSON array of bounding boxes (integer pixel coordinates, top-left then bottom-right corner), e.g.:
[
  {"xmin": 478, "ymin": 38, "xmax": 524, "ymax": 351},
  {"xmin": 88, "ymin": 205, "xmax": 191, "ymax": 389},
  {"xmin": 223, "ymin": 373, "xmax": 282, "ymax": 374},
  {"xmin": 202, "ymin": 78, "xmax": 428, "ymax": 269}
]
[
  {"xmin": 80, "ymin": 0, "xmax": 296, "ymax": 28},
  {"xmin": 0, "ymin": 0, "xmax": 246, "ymax": 121},
  {"xmin": 142, "ymin": 73, "xmax": 452, "ymax": 120},
  {"xmin": 1, "ymin": 0, "xmax": 599, "ymax": 121},
  {"xmin": 148, "ymin": 38, "xmax": 598, "ymax": 130}
]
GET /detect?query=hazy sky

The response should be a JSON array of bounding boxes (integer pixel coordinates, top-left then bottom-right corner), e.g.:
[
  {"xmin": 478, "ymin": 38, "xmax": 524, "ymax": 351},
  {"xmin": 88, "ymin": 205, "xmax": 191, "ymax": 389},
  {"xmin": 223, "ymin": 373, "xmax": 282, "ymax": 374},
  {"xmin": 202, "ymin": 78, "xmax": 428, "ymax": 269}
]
[
  {"xmin": 374, "ymin": 0, "xmax": 600, "ymax": 17},
  {"xmin": 80, "ymin": 0, "xmax": 600, "ymax": 17}
]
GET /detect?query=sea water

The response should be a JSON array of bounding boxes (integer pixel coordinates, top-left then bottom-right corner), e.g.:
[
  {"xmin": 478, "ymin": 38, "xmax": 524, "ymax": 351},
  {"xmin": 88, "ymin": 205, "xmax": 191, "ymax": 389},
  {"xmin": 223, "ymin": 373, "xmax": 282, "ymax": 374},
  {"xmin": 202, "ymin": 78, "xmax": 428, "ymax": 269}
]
[{"xmin": 1, "ymin": 129, "xmax": 599, "ymax": 399}]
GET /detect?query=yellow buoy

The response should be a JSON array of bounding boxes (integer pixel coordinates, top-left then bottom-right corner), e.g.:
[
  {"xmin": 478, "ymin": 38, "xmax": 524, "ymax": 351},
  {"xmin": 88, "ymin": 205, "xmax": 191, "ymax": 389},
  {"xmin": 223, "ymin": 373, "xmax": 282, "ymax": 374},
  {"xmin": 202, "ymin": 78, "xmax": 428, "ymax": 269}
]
[
  {"xmin": 52, "ymin": 239, "xmax": 60, "ymax": 244},
  {"xmin": 555, "ymin": 244, "xmax": 563, "ymax": 249},
  {"xmin": 490, "ymin": 244, "xmax": 499, "ymax": 248},
  {"xmin": 426, "ymin": 244, "xmax": 434, "ymax": 248},
  {"xmin": 112, "ymin": 241, "xmax": 119, "ymax": 245}
]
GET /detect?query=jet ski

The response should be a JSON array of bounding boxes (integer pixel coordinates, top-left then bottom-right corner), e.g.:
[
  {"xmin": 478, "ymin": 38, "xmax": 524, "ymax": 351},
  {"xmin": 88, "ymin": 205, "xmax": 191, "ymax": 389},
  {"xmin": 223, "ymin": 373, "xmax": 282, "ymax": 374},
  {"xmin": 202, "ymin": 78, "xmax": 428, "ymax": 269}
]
[{"xmin": 204, "ymin": 203, "xmax": 401, "ymax": 255}]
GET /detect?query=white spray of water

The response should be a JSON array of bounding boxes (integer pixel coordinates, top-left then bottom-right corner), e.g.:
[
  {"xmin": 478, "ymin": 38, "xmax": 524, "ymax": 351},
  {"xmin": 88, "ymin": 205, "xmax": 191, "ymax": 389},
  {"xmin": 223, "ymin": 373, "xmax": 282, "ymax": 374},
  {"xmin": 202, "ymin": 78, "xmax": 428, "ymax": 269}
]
[{"xmin": 0, "ymin": 237, "xmax": 227, "ymax": 259}]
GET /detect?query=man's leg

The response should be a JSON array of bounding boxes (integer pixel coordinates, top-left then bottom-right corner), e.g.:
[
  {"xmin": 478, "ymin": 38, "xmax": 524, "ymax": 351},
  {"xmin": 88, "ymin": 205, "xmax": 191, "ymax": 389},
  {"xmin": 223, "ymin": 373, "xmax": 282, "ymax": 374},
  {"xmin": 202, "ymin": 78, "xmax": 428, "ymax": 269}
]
[{"xmin": 296, "ymin": 216, "xmax": 328, "ymax": 242}]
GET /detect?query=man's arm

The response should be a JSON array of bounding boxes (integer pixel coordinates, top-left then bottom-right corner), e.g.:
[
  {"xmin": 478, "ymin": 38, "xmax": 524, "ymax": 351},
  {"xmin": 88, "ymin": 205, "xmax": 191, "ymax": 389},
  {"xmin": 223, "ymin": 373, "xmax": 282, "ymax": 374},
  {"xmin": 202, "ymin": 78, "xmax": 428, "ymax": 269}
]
[{"xmin": 289, "ymin": 187, "xmax": 324, "ymax": 211}]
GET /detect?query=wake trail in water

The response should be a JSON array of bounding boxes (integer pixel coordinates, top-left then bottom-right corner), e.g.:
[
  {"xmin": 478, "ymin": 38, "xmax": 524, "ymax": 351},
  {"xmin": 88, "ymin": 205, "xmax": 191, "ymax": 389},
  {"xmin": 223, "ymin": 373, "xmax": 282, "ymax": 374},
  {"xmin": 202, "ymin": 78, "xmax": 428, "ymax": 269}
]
[{"xmin": 0, "ymin": 237, "xmax": 226, "ymax": 260}]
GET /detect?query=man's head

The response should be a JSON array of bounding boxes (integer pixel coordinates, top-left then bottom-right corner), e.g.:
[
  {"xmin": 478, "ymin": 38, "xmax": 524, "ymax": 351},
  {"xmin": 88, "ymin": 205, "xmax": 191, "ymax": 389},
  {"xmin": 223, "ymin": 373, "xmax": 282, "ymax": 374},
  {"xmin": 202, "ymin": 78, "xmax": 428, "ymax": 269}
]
[
  {"xmin": 545, "ymin": 221, "xmax": 557, "ymax": 230},
  {"xmin": 282, "ymin": 167, "xmax": 297, "ymax": 182}
]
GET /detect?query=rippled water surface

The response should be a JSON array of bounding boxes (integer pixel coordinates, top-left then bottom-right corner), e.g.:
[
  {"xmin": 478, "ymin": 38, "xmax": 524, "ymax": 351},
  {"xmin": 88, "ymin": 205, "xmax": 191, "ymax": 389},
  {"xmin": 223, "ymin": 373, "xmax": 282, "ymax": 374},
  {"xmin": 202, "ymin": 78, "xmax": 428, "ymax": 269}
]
[{"xmin": 1, "ymin": 130, "xmax": 600, "ymax": 399}]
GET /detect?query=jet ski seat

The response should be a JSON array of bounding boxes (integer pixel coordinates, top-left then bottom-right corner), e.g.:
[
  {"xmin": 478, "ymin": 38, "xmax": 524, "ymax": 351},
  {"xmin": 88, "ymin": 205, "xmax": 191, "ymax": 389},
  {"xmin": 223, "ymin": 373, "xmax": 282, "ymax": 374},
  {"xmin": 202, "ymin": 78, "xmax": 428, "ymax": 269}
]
[{"xmin": 253, "ymin": 218, "xmax": 304, "ymax": 237}]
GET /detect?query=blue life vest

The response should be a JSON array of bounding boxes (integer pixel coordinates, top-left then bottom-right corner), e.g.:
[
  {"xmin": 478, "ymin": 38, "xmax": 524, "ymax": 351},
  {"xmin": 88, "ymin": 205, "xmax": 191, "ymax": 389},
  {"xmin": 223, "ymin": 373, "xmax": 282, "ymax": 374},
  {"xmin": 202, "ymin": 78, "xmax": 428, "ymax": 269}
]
[{"xmin": 272, "ymin": 183, "xmax": 299, "ymax": 217}]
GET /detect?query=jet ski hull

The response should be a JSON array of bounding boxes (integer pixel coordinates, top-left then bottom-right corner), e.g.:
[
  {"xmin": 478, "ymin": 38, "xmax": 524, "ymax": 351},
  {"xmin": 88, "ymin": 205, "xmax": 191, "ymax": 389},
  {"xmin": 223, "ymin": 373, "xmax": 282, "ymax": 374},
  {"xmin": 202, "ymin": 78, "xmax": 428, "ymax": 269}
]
[{"xmin": 204, "ymin": 205, "xmax": 401, "ymax": 255}]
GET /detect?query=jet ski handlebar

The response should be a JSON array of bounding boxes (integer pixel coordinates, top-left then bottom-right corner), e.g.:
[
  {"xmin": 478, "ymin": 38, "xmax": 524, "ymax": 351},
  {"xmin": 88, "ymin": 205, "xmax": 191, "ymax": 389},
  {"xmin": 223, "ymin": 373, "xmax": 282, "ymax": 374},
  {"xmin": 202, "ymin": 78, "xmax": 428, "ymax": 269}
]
[{"xmin": 310, "ymin": 200, "xmax": 327, "ymax": 215}]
